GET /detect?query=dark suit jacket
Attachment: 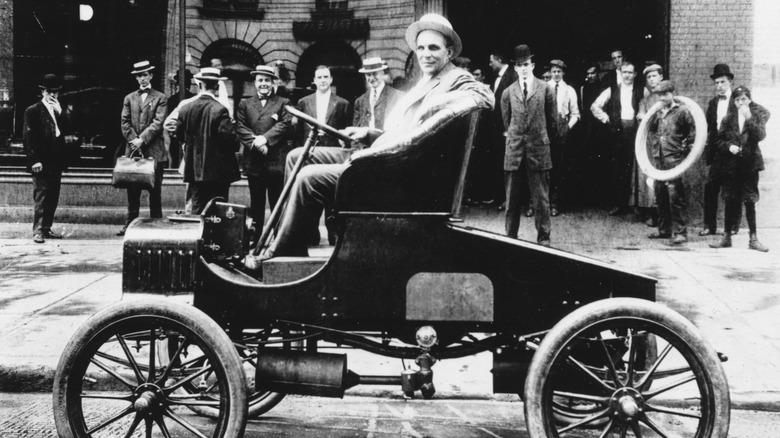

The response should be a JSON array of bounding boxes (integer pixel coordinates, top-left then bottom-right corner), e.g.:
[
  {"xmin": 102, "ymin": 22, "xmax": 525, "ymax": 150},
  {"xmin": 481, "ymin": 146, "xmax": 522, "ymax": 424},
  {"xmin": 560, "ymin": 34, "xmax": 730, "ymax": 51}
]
[
  {"xmin": 296, "ymin": 92, "xmax": 351, "ymax": 146},
  {"xmin": 492, "ymin": 65, "xmax": 518, "ymax": 131},
  {"xmin": 236, "ymin": 94, "xmax": 294, "ymax": 174},
  {"xmin": 501, "ymin": 77, "xmax": 555, "ymax": 171},
  {"xmin": 703, "ymin": 95, "xmax": 737, "ymax": 176},
  {"xmin": 353, "ymin": 85, "xmax": 404, "ymax": 130},
  {"xmin": 716, "ymin": 101, "xmax": 770, "ymax": 175},
  {"xmin": 23, "ymin": 101, "xmax": 66, "ymax": 174},
  {"xmin": 120, "ymin": 89, "xmax": 168, "ymax": 162},
  {"xmin": 176, "ymin": 95, "xmax": 240, "ymax": 184}
]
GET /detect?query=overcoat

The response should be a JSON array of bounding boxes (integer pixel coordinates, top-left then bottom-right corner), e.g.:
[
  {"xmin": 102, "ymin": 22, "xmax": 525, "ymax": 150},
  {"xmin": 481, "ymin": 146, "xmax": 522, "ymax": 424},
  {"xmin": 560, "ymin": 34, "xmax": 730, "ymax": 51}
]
[
  {"xmin": 716, "ymin": 101, "xmax": 770, "ymax": 175},
  {"xmin": 23, "ymin": 101, "xmax": 67, "ymax": 173}
]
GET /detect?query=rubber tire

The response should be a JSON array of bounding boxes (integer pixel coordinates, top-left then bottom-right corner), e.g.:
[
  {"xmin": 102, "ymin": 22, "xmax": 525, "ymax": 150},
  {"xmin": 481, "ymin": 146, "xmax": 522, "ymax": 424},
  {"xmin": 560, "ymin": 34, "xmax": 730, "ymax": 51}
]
[
  {"xmin": 524, "ymin": 298, "xmax": 730, "ymax": 438},
  {"xmin": 635, "ymin": 95, "xmax": 707, "ymax": 181},
  {"xmin": 53, "ymin": 298, "xmax": 247, "ymax": 438}
]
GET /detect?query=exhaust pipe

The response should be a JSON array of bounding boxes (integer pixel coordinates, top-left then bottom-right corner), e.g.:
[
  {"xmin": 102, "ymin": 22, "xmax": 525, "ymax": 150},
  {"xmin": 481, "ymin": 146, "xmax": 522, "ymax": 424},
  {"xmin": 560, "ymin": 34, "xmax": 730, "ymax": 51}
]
[{"xmin": 255, "ymin": 350, "xmax": 358, "ymax": 397}]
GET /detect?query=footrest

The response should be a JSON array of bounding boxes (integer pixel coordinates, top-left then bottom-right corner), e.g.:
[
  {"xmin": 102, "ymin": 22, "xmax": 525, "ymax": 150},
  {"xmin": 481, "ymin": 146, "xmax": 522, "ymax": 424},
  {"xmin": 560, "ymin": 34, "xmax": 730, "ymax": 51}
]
[{"xmin": 263, "ymin": 257, "xmax": 329, "ymax": 284}]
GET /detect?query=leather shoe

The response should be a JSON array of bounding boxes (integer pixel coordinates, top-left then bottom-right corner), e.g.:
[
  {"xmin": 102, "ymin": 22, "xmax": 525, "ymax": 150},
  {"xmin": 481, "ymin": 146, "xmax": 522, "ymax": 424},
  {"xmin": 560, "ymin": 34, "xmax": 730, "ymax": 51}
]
[
  {"xmin": 698, "ymin": 229, "xmax": 716, "ymax": 236},
  {"xmin": 524, "ymin": 207, "xmax": 534, "ymax": 217},
  {"xmin": 33, "ymin": 233, "xmax": 45, "ymax": 244},
  {"xmin": 497, "ymin": 202, "xmax": 506, "ymax": 212},
  {"xmin": 538, "ymin": 239, "xmax": 551, "ymax": 247},
  {"xmin": 645, "ymin": 217, "xmax": 657, "ymax": 228},
  {"xmin": 671, "ymin": 234, "xmax": 688, "ymax": 245},
  {"xmin": 647, "ymin": 232, "xmax": 671, "ymax": 239},
  {"xmin": 43, "ymin": 230, "xmax": 63, "ymax": 239},
  {"xmin": 550, "ymin": 207, "xmax": 559, "ymax": 217},
  {"xmin": 116, "ymin": 226, "xmax": 128, "ymax": 237}
]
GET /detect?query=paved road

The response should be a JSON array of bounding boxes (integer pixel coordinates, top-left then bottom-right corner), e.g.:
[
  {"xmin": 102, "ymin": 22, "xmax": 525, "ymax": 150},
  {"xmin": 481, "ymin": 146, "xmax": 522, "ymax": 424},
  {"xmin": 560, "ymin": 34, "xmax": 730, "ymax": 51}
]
[{"xmin": 3, "ymin": 392, "xmax": 780, "ymax": 437}]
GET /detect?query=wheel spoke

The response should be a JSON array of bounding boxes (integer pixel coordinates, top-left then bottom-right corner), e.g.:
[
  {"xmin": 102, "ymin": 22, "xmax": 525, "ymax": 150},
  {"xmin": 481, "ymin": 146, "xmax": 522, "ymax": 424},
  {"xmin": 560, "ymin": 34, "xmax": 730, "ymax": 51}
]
[
  {"xmin": 639, "ymin": 413, "xmax": 671, "ymax": 438},
  {"xmin": 116, "ymin": 334, "xmax": 146, "ymax": 384},
  {"xmin": 163, "ymin": 407, "xmax": 210, "ymax": 438},
  {"xmin": 645, "ymin": 403, "xmax": 702, "ymax": 419},
  {"xmin": 85, "ymin": 405, "xmax": 134, "ymax": 435},
  {"xmin": 626, "ymin": 329, "xmax": 639, "ymax": 385},
  {"xmin": 158, "ymin": 337, "xmax": 191, "ymax": 384},
  {"xmin": 557, "ymin": 408, "xmax": 611, "ymax": 434},
  {"xmin": 630, "ymin": 421, "xmax": 644, "ymax": 438},
  {"xmin": 167, "ymin": 398, "xmax": 222, "ymax": 407},
  {"xmin": 599, "ymin": 337, "xmax": 623, "ymax": 387},
  {"xmin": 597, "ymin": 418, "xmax": 616, "ymax": 438},
  {"xmin": 122, "ymin": 413, "xmax": 144, "ymax": 438},
  {"xmin": 164, "ymin": 364, "xmax": 215, "ymax": 393},
  {"xmin": 635, "ymin": 343, "xmax": 673, "ymax": 391},
  {"xmin": 566, "ymin": 355, "xmax": 616, "ymax": 393},
  {"xmin": 618, "ymin": 422, "xmax": 629, "ymax": 438},
  {"xmin": 553, "ymin": 390, "xmax": 610, "ymax": 404},
  {"xmin": 155, "ymin": 415, "xmax": 174, "ymax": 438},
  {"xmin": 643, "ymin": 374, "xmax": 697, "ymax": 399},
  {"xmin": 145, "ymin": 416, "xmax": 153, "ymax": 438},
  {"xmin": 147, "ymin": 328, "xmax": 157, "ymax": 383},
  {"xmin": 80, "ymin": 391, "xmax": 134, "ymax": 401},
  {"xmin": 89, "ymin": 356, "xmax": 138, "ymax": 389}
]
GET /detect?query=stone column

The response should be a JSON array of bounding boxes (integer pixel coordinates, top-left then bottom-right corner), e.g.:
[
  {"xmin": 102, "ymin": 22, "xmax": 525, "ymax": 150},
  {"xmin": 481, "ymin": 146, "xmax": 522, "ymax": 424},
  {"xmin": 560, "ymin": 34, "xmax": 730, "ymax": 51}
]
[
  {"xmin": 414, "ymin": 0, "xmax": 445, "ymax": 20},
  {"xmin": 0, "ymin": 0, "xmax": 13, "ymax": 143}
]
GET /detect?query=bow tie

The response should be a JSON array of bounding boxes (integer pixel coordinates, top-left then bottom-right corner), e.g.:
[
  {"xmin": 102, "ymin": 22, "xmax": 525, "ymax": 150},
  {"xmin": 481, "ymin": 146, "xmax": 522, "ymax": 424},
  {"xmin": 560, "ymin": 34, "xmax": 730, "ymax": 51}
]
[
  {"xmin": 138, "ymin": 88, "xmax": 150, "ymax": 94},
  {"xmin": 718, "ymin": 95, "xmax": 727, "ymax": 100}
]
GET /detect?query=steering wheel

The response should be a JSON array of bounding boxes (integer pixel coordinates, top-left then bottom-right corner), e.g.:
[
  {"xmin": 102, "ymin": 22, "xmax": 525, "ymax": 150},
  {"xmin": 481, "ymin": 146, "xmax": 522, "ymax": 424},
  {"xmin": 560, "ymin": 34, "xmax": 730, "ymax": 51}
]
[
  {"xmin": 634, "ymin": 96, "xmax": 707, "ymax": 181},
  {"xmin": 285, "ymin": 105, "xmax": 353, "ymax": 144}
]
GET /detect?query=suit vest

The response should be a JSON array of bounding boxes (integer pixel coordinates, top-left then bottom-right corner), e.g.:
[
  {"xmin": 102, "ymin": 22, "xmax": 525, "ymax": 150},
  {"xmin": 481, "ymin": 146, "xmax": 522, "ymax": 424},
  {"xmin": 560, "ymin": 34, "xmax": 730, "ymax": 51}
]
[{"xmin": 607, "ymin": 82, "xmax": 642, "ymax": 130}]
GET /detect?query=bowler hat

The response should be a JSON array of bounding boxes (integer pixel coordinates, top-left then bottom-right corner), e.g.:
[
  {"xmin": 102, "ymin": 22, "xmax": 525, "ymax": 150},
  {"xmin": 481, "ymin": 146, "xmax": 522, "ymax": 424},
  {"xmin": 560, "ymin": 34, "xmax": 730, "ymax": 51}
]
[
  {"xmin": 250, "ymin": 65, "xmax": 279, "ymax": 80},
  {"xmin": 643, "ymin": 64, "xmax": 663, "ymax": 76},
  {"xmin": 358, "ymin": 57, "xmax": 389, "ymax": 74},
  {"xmin": 653, "ymin": 80, "xmax": 675, "ymax": 94},
  {"xmin": 38, "ymin": 74, "xmax": 63, "ymax": 91},
  {"xmin": 710, "ymin": 64, "xmax": 734, "ymax": 80},
  {"xmin": 405, "ymin": 13, "xmax": 463, "ymax": 59},
  {"xmin": 194, "ymin": 67, "xmax": 227, "ymax": 82},
  {"xmin": 131, "ymin": 60, "xmax": 155, "ymax": 75},
  {"xmin": 512, "ymin": 45, "xmax": 534, "ymax": 64},
  {"xmin": 172, "ymin": 69, "xmax": 193, "ymax": 83},
  {"xmin": 549, "ymin": 59, "xmax": 567, "ymax": 70}
]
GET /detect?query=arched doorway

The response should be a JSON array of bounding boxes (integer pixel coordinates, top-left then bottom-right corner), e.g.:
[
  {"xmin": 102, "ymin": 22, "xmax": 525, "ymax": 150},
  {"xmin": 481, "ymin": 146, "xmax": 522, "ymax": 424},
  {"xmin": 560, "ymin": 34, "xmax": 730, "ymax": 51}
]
[
  {"xmin": 296, "ymin": 40, "xmax": 363, "ymax": 104},
  {"xmin": 201, "ymin": 39, "xmax": 264, "ymax": 111}
]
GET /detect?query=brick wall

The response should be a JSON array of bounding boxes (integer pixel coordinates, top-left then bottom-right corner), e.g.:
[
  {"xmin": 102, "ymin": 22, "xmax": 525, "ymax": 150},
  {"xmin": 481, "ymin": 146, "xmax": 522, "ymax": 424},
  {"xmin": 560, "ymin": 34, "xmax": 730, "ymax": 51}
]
[{"xmin": 0, "ymin": 0, "xmax": 13, "ymax": 101}]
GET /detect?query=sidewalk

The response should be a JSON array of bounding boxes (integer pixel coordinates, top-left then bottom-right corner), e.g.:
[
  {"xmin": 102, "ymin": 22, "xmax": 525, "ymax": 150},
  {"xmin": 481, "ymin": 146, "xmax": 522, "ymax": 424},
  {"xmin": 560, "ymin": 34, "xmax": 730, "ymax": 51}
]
[{"xmin": 0, "ymin": 214, "xmax": 779, "ymax": 412}]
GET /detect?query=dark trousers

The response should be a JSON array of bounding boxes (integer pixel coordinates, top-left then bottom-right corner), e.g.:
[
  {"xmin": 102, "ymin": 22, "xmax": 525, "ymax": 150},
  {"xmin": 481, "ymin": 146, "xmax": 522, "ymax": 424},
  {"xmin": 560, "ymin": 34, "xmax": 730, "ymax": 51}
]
[
  {"xmin": 505, "ymin": 168, "xmax": 551, "ymax": 243},
  {"xmin": 32, "ymin": 170, "xmax": 62, "ymax": 234},
  {"xmin": 190, "ymin": 181, "xmax": 231, "ymax": 215},
  {"xmin": 654, "ymin": 178, "xmax": 688, "ymax": 236},
  {"xmin": 703, "ymin": 173, "xmax": 741, "ymax": 232},
  {"xmin": 125, "ymin": 161, "xmax": 165, "ymax": 225},
  {"xmin": 247, "ymin": 167, "xmax": 284, "ymax": 228},
  {"xmin": 609, "ymin": 120, "xmax": 636, "ymax": 209},
  {"xmin": 549, "ymin": 127, "xmax": 570, "ymax": 209}
]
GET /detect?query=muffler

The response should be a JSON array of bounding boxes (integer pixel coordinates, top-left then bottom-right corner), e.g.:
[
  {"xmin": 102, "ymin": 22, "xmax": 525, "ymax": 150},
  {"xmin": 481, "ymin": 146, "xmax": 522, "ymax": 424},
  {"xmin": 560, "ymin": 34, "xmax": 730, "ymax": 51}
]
[{"xmin": 255, "ymin": 350, "xmax": 358, "ymax": 398}]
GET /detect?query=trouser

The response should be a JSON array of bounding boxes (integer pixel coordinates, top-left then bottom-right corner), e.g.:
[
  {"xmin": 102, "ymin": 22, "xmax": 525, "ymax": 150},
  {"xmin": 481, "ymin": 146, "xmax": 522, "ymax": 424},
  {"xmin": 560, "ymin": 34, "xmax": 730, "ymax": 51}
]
[
  {"xmin": 247, "ymin": 167, "xmax": 284, "ymax": 229},
  {"xmin": 703, "ymin": 173, "xmax": 741, "ymax": 232},
  {"xmin": 723, "ymin": 170, "xmax": 759, "ymax": 234},
  {"xmin": 609, "ymin": 120, "xmax": 636, "ymax": 208},
  {"xmin": 549, "ymin": 125, "xmax": 570, "ymax": 209},
  {"xmin": 505, "ymin": 168, "xmax": 551, "ymax": 243},
  {"xmin": 189, "ymin": 181, "xmax": 231, "ymax": 215},
  {"xmin": 32, "ymin": 170, "xmax": 62, "ymax": 234},
  {"xmin": 271, "ymin": 163, "xmax": 342, "ymax": 257},
  {"xmin": 125, "ymin": 161, "xmax": 165, "ymax": 224},
  {"xmin": 654, "ymin": 178, "xmax": 687, "ymax": 237}
]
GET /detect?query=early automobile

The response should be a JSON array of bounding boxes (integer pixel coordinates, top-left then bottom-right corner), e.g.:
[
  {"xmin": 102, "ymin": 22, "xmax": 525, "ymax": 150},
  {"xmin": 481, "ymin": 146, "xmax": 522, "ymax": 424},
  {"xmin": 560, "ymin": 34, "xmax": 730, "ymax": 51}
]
[{"xmin": 53, "ymin": 95, "xmax": 729, "ymax": 437}]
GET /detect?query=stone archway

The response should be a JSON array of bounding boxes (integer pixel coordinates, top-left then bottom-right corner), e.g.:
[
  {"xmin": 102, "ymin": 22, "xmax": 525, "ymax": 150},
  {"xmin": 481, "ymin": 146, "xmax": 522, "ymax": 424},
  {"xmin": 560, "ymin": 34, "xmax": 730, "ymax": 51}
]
[
  {"xmin": 201, "ymin": 38, "xmax": 265, "ymax": 110},
  {"xmin": 296, "ymin": 40, "xmax": 363, "ymax": 104}
]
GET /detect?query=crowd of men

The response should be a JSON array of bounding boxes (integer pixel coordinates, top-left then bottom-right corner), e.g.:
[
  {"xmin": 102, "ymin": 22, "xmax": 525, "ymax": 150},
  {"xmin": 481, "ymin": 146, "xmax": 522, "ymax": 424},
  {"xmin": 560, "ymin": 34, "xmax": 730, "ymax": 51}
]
[{"xmin": 23, "ymin": 14, "xmax": 770, "ymax": 254}]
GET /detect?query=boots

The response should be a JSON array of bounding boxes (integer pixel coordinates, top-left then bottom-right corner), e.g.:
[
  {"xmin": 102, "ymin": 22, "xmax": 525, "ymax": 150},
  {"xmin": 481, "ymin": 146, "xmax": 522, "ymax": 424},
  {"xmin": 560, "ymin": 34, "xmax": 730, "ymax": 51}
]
[
  {"xmin": 749, "ymin": 233, "xmax": 769, "ymax": 252},
  {"xmin": 709, "ymin": 232, "xmax": 732, "ymax": 249}
]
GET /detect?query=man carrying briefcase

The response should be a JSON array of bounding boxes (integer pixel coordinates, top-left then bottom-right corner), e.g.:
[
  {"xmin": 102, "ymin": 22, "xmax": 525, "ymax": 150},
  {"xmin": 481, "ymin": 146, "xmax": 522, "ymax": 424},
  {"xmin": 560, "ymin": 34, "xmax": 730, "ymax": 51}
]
[{"xmin": 117, "ymin": 60, "xmax": 168, "ymax": 236}]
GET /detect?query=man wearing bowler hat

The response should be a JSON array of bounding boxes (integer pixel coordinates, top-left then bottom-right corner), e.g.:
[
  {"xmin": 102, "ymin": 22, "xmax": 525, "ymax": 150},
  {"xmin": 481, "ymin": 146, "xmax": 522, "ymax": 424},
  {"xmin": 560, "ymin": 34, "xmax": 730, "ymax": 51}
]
[
  {"xmin": 23, "ymin": 73, "xmax": 67, "ymax": 243},
  {"xmin": 700, "ymin": 63, "xmax": 741, "ymax": 236},
  {"xmin": 236, "ymin": 65, "xmax": 294, "ymax": 240},
  {"xmin": 117, "ymin": 60, "xmax": 168, "ymax": 236},
  {"xmin": 501, "ymin": 44, "xmax": 556, "ymax": 246},
  {"xmin": 175, "ymin": 67, "xmax": 241, "ymax": 214},
  {"xmin": 353, "ymin": 57, "xmax": 404, "ymax": 131},
  {"xmin": 244, "ymin": 13, "xmax": 493, "ymax": 268}
]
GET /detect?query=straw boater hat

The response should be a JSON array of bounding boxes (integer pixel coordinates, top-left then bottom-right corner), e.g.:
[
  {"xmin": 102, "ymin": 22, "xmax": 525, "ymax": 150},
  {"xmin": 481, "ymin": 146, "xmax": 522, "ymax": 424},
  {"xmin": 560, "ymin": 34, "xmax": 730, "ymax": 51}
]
[
  {"xmin": 130, "ymin": 60, "xmax": 155, "ymax": 75},
  {"xmin": 194, "ymin": 67, "xmax": 227, "ymax": 82},
  {"xmin": 404, "ymin": 13, "xmax": 463, "ymax": 59},
  {"xmin": 38, "ymin": 74, "xmax": 63, "ymax": 91},
  {"xmin": 250, "ymin": 65, "xmax": 279, "ymax": 80},
  {"xmin": 358, "ymin": 57, "xmax": 388, "ymax": 74}
]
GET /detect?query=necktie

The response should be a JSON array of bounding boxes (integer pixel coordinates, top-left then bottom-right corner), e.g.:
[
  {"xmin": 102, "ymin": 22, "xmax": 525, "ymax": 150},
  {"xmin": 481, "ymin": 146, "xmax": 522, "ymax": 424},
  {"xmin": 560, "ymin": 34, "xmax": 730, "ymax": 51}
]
[
  {"xmin": 138, "ymin": 88, "xmax": 149, "ymax": 94},
  {"xmin": 523, "ymin": 81, "xmax": 528, "ymax": 100}
]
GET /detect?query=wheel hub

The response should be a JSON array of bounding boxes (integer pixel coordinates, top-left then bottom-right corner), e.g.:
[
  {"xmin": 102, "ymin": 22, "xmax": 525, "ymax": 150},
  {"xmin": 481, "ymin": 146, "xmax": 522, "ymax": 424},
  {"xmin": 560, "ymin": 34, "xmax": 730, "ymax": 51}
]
[
  {"xmin": 610, "ymin": 387, "xmax": 644, "ymax": 421},
  {"xmin": 133, "ymin": 384, "xmax": 163, "ymax": 414}
]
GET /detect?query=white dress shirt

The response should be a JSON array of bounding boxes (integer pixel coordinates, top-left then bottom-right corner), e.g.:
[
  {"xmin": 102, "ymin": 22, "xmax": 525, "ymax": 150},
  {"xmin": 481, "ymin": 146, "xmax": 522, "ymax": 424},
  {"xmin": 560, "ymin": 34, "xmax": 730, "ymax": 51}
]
[
  {"xmin": 493, "ymin": 64, "xmax": 508, "ymax": 92},
  {"xmin": 716, "ymin": 89, "xmax": 732, "ymax": 130},
  {"xmin": 315, "ymin": 90, "xmax": 331, "ymax": 124}
]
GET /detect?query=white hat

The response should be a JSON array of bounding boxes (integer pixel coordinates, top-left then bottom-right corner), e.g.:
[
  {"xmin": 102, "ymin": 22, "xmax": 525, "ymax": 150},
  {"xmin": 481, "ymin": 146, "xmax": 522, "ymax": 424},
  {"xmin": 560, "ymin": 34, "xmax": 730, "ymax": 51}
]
[
  {"xmin": 250, "ymin": 65, "xmax": 279, "ymax": 80},
  {"xmin": 405, "ymin": 13, "xmax": 462, "ymax": 59},
  {"xmin": 131, "ymin": 60, "xmax": 155, "ymax": 75},
  {"xmin": 358, "ymin": 57, "xmax": 389, "ymax": 73},
  {"xmin": 194, "ymin": 67, "xmax": 227, "ymax": 82}
]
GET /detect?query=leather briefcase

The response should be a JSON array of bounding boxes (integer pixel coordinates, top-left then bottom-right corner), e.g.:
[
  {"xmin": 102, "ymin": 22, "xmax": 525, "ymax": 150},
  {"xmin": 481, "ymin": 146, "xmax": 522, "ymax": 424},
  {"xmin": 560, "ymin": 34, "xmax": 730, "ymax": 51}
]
[{"xmin": 112, "ymin": 149, "xmax": 156, "ymax": 190}]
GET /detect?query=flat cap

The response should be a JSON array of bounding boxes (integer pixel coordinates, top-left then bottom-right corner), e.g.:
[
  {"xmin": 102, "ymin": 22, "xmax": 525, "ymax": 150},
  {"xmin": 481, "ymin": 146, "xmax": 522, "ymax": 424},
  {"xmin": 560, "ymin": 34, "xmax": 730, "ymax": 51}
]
[
  {"xmin": 643, "ymin": 64, "xmax": 663, "ymax": 76},
  {"xmin": 652, "ymin": 80, "xmax": 675, "ymax": 94}
]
